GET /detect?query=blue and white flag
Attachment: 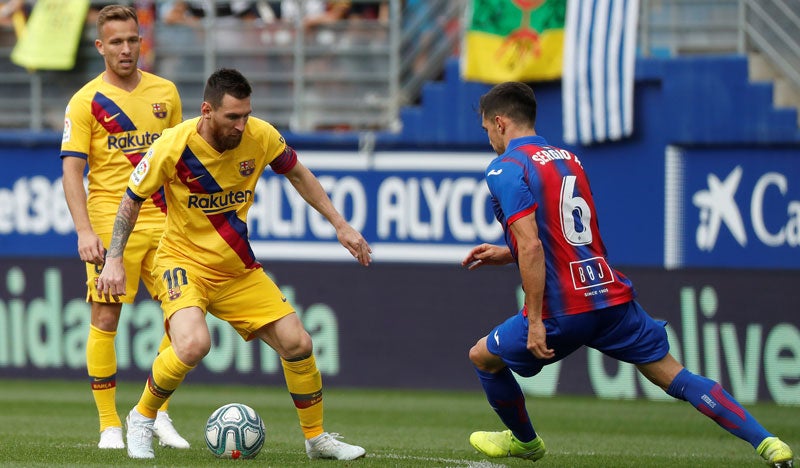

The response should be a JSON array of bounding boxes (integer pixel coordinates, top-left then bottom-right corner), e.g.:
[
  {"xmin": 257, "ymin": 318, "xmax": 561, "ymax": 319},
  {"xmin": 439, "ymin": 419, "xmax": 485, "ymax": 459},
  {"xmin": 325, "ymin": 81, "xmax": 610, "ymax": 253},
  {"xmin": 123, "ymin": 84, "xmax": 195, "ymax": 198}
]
[{"xmin": 562, "ymin": 0, "xmax": 639, "ymax": 145}]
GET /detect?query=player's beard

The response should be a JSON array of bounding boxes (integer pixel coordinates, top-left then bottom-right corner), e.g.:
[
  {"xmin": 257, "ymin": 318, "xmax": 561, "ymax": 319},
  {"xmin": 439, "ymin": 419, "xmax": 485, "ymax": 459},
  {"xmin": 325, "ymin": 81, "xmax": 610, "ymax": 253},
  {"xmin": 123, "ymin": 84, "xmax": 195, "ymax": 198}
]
[
  {"xmin": 222, "ymin": 133, "xmax": 243, "ymax": 150},
  {"xmin": 214, "ymin": 129, "xmax": 243, "ymax": 151}
]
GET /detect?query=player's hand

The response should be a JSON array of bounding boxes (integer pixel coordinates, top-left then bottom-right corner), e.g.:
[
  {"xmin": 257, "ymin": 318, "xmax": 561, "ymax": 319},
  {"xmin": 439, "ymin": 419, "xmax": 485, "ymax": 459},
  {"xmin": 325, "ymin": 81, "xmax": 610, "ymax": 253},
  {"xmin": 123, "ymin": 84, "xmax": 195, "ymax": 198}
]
[
  {"xmin": 77, "ymin": 230, "xmax": 106, "ymax": 265},
  {"xmin": 95, "ymin": 258, "xmax": 126, "ymax": 303},
  {"xmin": 526, "ymin": 319, "xmax": 555, "ymax": 360},
  {"xmin": 462, "ymin": 243, "xmax": 514, "ymax": 270},
  {"xmin": 336, "ymin": 224, "xmax": 372, "ymax": 266}
]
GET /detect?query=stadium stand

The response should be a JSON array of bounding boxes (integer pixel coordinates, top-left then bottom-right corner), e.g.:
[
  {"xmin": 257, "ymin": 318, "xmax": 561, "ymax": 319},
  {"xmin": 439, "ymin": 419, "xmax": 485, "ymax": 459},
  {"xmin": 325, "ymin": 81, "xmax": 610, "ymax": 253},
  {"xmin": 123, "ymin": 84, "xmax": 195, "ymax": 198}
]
[{"xmin": 0, "ymin": 0, "xmax": 797, "ymax": 135}]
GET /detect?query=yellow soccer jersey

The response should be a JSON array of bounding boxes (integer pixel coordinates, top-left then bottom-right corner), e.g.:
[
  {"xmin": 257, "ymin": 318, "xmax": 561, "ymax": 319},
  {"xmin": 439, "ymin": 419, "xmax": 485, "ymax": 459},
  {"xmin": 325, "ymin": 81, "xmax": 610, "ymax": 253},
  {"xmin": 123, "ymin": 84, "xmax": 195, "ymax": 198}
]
[
  {"xmin": 60, "ymin": 71, "xmax": 182, "ymax": 234},
  {"xmin": 128, "ymin": 116, "xmax": 292, "ymax": 277}
]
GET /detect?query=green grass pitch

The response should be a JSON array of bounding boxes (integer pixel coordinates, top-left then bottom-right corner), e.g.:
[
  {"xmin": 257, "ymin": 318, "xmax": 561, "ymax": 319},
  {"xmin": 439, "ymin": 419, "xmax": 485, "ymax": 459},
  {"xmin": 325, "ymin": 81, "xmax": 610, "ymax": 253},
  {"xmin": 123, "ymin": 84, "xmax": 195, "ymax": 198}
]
[{"xmin": 0, "ymin": 379, "xmax": 796, "ymax": 467}]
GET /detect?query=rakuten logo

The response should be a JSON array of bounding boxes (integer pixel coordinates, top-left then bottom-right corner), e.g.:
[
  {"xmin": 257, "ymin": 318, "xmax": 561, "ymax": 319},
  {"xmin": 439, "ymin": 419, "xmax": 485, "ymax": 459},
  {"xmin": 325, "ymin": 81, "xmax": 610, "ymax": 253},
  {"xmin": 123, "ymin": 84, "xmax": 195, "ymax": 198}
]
[
  {"xmin": 187, "ymin": 189, "xmax": 254, "ymax": 214},
  {"xmin": 107, "ymin": 131, "xmax": 160, "ymax": 152},
  {"xmin": 692, "ymin": 166, "xmax": 800, "ymax": 250}
]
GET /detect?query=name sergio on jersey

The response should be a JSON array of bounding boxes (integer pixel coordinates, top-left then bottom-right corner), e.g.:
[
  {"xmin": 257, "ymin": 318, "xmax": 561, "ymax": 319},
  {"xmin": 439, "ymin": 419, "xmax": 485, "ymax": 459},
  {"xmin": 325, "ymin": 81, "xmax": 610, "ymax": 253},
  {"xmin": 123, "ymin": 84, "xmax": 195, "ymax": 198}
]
[
  {"xmin": 188, "ymin": 189, "xmax": 253, "ymax": 214},
  {"xmin": 107, "ymin": 131, "xmax": 161, "ymax": 153},
  {"xmin": 531, "ymin": 148, "xmax": 581, "ymax": 166}
]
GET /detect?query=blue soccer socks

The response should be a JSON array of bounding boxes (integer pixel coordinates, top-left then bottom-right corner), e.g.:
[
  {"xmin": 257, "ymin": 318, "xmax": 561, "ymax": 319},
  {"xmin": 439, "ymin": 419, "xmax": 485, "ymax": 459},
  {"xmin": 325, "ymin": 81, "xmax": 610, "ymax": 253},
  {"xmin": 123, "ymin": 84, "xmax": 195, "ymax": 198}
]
[
  {"xmin": 667, "ymin": 368, "xmax": 771, "ymax": 448},
  {"xmin": 475, "ymin": 366, "xmax": 537, "ymax": 443}
]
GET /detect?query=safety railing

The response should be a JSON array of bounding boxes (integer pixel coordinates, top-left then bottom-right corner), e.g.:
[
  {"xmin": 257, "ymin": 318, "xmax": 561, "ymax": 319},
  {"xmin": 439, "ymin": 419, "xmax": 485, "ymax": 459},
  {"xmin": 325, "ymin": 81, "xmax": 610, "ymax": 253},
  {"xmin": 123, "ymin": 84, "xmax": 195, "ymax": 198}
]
[
  {"xmin": 2, "ymin": 0, "xmax": 798, "ymax": 132},
  {"xmin": 739, "ymin": 0, "xmax": 800, "ymax": 92}
]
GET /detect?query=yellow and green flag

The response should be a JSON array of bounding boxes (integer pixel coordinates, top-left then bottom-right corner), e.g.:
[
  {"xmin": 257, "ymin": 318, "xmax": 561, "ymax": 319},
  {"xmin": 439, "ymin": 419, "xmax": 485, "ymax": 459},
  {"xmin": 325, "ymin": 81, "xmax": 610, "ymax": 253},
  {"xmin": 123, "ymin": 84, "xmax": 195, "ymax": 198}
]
[{"xmin": 461, "ymin": 0, "xmax": 566, "ymax": 84}]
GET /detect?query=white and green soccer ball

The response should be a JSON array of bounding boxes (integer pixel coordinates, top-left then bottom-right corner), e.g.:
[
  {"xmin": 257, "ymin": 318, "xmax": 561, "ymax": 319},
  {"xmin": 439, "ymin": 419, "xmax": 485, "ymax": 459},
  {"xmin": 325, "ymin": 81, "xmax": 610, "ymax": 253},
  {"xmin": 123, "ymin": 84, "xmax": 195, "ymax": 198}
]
[{"xmin": 204, "ymin": 403, "xmax": 266, "ymax": 459}]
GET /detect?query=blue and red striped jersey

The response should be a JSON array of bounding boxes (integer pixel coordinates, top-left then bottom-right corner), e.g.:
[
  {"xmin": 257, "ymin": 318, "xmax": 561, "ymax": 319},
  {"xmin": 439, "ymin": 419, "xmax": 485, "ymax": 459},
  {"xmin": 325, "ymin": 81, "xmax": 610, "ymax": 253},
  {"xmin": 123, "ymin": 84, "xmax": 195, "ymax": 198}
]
[{"xmin": 485, "ymin": 135, "xmax": 634, "ymax": 318}]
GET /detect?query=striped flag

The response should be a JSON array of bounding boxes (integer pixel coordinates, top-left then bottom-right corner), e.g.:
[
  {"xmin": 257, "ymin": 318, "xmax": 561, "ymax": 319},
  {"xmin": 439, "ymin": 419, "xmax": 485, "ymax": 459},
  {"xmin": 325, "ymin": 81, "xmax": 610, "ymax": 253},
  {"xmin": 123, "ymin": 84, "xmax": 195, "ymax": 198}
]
[{"xmin": 562, "ymin": 0, "xmax": 639, "ymax": 145}]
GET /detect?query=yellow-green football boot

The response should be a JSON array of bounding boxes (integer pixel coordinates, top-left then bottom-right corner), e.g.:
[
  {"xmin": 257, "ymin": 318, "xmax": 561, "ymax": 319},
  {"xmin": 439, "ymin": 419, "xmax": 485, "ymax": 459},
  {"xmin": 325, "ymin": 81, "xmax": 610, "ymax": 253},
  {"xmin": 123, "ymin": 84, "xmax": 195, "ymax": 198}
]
[{"xmin": 469, "ymin": 430, "xmax": 545, "ymax": 462}]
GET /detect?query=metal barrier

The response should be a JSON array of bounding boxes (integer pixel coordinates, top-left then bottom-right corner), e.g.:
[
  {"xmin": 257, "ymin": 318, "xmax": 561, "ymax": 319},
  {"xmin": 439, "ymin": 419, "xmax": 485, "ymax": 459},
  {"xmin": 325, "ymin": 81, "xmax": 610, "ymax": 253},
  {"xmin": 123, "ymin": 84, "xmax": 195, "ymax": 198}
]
[
  {"xmin": 739, "ymin": 0, "xmax": 800, "ymax": 92},
  {"xmin": 1, "ymin": 0, "xmax": 798, "ymax": 132},
  {"xmin": 639, "ymin": 0, "xmax": 740, "ymax": 56},
  {"xmin": 0, "ymin": 0, "xmax": 463, "ymax": 132}
]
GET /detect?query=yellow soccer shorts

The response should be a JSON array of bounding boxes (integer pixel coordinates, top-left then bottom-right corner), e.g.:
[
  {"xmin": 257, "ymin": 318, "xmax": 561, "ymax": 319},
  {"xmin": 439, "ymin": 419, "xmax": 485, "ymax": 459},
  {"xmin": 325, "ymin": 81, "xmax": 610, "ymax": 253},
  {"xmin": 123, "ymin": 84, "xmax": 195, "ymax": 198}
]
[
  {"xmin": 152, "ymin": 259, "xmax": 295, "ymax": 341},
  {"xmin": 85, "ymin": 228, "xmax": 161, "ymax": 304}
]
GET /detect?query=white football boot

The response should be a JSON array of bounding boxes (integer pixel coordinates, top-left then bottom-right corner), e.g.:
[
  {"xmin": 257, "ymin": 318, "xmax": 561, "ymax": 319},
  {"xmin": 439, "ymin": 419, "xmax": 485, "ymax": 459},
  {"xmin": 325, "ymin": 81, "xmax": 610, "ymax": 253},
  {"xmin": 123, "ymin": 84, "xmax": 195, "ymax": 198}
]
[
  {"xmin": 125, "ymin": 407, "xmax": 155, "ymax": 459},
  {"xmin": 97, "ymin": 426, "xmax": 124, "ymax": 449},
  {"xmin": 153, "ymin": 411, "xmax": 190, "ymax": 449},
  {"xmin": 305, "ymin": 432, "xmax": 366, "ymax": 460}
]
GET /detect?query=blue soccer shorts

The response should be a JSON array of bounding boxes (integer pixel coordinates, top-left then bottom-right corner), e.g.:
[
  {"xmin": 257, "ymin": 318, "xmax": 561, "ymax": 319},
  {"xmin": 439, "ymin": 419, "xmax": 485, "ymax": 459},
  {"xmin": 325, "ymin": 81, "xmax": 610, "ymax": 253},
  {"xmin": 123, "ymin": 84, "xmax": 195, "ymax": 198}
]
[{"xmin": 486, "ymin": 300, "xmax": 670, "ymax": 377}]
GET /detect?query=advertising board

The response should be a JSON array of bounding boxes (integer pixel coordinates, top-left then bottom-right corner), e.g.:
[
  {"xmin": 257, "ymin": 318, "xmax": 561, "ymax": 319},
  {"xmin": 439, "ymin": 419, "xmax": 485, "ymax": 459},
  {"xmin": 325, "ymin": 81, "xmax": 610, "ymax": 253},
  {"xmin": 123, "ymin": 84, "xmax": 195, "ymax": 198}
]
[{"xmin": 2, "ymin": 259, "xmax": 797, "ymax": 404}]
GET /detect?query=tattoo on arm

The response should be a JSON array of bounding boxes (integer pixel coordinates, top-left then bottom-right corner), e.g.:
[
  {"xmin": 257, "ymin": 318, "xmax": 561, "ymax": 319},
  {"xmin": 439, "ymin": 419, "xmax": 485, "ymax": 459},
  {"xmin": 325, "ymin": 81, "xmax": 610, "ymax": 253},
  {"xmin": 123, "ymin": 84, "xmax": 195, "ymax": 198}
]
[{"xmin": 107, "ymin": 195, "xmax": 142, "ymax": 259}]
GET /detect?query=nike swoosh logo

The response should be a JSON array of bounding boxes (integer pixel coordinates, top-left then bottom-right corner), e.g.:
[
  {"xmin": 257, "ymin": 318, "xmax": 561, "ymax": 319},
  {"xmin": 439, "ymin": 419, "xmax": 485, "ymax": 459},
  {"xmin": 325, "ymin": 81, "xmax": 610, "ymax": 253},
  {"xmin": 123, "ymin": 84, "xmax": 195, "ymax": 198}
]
[
  {"xmin": 493, "ymin": 330, "xmax": 500, "ymax": 346},
  {"xmin": 281, "ymin": 297, "xmax": 287, "ymax": 302},
  {"xmin": 488, "ymin": 169, "xmax": 503, "ymax": 176},
  {"xmin": 103, "ymin": 113, "xmax": 120, "ymax": 123},
  {"xmin": 186, "ymin": 174, "xmax": 204, "ymax": 183}
]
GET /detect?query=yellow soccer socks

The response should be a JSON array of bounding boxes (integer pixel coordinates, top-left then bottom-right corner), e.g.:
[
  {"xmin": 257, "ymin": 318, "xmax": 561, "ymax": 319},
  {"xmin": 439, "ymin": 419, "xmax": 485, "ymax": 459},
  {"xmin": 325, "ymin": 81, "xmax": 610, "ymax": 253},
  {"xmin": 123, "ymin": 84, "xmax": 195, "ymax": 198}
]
[
  {"xmin": 87, "ymin": 325, "xmax": 120, "ymax": 431},
  {"xmin": 282, "ymin": 355, "xmax": 324, "ymax": 439},
  {"xmin": 137, "ymin": 345, "xmax": 194, "ymax": 419}
]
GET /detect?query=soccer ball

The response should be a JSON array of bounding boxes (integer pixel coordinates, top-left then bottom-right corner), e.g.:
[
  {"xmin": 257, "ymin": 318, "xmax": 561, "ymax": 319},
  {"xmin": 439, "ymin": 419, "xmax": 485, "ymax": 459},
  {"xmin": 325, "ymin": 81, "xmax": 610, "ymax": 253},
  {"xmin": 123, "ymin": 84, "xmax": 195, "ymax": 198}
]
[{"xmin": 204, "ymin": 403, "xmax": 266, "ymax": 459}]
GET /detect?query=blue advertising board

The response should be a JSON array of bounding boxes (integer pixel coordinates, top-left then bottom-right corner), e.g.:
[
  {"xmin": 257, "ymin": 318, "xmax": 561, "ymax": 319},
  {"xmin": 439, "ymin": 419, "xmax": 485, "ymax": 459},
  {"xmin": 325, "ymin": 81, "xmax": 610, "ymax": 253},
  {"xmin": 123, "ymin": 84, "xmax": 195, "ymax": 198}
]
[
  {"xmin": 2, "ymin": 140, "xmax": 798, "ymax": 269},
  {"xmin": 0, "ymin": 149, "xmax": 504, "ymax": 263},
  {"xmin": 248, "ymin": 151, "xmax": 502, "ymax": 263},
  {"xmin": 665, "ymin": 145, "xmax": 800, "ymax": 269}
]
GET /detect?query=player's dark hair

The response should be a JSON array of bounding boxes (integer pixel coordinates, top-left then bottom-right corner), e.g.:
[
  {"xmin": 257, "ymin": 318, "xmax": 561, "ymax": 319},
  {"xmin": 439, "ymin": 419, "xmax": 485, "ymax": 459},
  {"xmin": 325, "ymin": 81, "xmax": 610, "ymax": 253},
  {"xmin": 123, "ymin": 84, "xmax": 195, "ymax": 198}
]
[
  {"xmin": 204, "ymin": 68, "xmax": 253, "ymax": 109},
  {"xmin": 478, "ymin": 82, "xmax": 537, "ymax": 128},
  {"xmin": 96, "ymin": 5, "xmax": 138, "ymax": 39}
]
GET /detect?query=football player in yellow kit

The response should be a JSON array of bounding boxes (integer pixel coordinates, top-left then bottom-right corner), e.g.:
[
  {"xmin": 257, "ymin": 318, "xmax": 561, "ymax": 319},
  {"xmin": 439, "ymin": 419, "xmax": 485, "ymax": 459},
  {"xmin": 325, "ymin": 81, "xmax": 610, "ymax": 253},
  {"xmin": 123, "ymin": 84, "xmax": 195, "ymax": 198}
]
[
  {"xmin": 60, "ymin": 4, "xmax": 188, "ymax": 451},
  {"xmin": 97, "ymin": 68, "xmax": 372, "ymax": 460}
]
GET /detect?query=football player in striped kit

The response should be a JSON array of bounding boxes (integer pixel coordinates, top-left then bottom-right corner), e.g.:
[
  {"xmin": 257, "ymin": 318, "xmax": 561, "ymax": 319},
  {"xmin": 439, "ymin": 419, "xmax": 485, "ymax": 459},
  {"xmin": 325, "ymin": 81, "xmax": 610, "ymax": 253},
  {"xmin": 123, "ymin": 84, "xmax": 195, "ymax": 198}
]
[{"xmin": 464, "ymin": 81, "xmax": 793, "ymax": 468}]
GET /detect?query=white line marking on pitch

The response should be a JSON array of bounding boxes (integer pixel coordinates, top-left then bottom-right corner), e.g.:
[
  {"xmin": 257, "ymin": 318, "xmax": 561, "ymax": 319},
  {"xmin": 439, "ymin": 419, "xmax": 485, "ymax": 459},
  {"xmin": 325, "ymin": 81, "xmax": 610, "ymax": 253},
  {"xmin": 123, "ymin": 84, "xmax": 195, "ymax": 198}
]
[{"xmin": 371, "ymin": 453, "xmax": 507, "ymax": 467}]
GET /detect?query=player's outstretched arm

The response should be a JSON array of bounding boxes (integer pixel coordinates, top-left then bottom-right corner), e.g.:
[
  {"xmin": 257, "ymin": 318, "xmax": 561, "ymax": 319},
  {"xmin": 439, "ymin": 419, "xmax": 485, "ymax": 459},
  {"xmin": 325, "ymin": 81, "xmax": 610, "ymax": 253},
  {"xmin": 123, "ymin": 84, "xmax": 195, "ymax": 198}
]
[
  {"xmin": 462, "ymin": 243, "xmax": 514, "ymax": 270},
  {"xmin": 95, "ymin": 192, "xmax": 143, "ymax": 302},
  {"xmin": 283, "ymin": 160, "xmax": 372, "ymax": 266}
]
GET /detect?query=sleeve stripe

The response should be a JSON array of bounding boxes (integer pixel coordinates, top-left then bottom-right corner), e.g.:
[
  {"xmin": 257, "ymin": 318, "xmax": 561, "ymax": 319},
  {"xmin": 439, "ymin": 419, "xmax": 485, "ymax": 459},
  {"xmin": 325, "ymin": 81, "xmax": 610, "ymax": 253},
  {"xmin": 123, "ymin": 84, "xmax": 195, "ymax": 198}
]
[
  {"xmin": 269, "ymin": 145, "xmax": 298, "ymax": 174},
  {"xmin": 507, "ymin": 204, "xmax": 537, "ymax": 226},
  {"xmin": 60, "ymin": 151, "xmax": 88, "ymax": 160},
  {"xmin": 126, "ymin": 187, "xmax": 147, "ymax": 202}
]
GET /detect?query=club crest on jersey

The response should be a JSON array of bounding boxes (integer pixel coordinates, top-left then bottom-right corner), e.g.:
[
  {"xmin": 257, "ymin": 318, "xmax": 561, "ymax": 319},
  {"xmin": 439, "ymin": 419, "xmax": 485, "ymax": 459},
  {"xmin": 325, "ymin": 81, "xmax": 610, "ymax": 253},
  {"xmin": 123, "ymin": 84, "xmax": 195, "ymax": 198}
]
[
  {"xmin": 151, "ymin": 102, "xmax": 167, "ymax": 119},
  {"xmin": 239, "ymin": 159, "xmax": 256, "ymax": 176},
  {"xmin": 167, "ymin": 285, "xmax": 181, "ymax": 301}
]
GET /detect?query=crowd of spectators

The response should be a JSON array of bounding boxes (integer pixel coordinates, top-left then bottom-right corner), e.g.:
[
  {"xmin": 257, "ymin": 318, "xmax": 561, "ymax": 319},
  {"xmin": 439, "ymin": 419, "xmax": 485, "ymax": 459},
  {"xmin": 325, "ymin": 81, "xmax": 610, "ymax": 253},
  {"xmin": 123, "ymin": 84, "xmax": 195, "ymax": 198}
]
[{"xmin": 0, "ymin": 0, "xmax": 459, "ymax": 132}]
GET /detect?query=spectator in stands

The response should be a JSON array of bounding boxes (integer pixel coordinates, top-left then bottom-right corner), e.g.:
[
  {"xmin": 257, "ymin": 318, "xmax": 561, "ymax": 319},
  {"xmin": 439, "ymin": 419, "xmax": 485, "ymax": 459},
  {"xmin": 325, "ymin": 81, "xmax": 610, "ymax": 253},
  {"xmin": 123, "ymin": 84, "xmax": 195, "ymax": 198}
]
[
  {"xmin": 160, "ymin": 0, "xmax": 262, "ymax": 25},
  {"xmin": 347, "ymin": 0, "xmax": 388, "ymax": 22},
  {"xmin": 0, "ymin": 0, "xmax": 24, "ymax": 28},
  {"xmin": 297, "ymin": 0, "xmax": 350, "ymax": 30},
  {"xmin": 160, "ymin": 0, "xmax": 264, "ymax": 70}
]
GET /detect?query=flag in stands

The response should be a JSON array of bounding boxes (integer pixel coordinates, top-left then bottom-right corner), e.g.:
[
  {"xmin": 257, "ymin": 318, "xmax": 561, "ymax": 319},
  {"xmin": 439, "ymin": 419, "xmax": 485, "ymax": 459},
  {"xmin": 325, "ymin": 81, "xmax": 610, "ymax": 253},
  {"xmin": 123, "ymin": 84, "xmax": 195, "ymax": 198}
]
[
  {"xmin": 461, "ymin": 0, "xmax": 567, "ymax": 84},
  {"xmin": 10, "ymin": 0, "xmax": 90, "ymax": 70},
  {"xmin": 562, "ymin": 0, "xmax": 640, "ymax": 145}
]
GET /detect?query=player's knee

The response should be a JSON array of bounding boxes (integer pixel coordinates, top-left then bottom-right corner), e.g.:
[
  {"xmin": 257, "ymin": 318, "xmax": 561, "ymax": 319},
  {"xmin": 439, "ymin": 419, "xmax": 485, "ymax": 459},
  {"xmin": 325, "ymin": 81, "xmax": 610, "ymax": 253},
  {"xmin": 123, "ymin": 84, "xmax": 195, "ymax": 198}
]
[
  {"xmin": 174, "ymin": 334, "xmax": 211, "ymax": 365},
  {"xmin": 90, "ymin": 303, "xmax": 122, "ymax": 331},
  {"xmin": 282, "ymin": 333, "xmax": 313, "ymax": 360},
  {"xmin": 468, "ymin": 341, "xmax": 489, "ymax": 369}
]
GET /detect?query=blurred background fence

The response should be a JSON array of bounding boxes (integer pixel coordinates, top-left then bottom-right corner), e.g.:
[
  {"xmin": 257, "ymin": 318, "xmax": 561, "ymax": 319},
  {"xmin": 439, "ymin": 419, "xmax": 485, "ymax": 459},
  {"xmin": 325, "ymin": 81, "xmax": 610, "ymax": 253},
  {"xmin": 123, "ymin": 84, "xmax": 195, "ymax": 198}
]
[{"xmin": 0, "ymin": 0, "xmax": 798, "ymax": 133}]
